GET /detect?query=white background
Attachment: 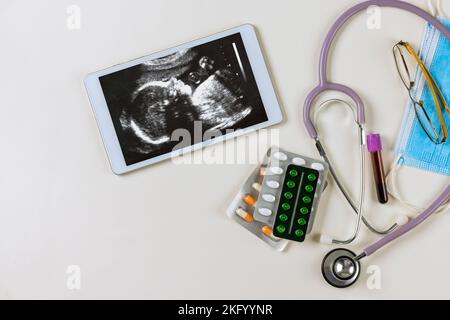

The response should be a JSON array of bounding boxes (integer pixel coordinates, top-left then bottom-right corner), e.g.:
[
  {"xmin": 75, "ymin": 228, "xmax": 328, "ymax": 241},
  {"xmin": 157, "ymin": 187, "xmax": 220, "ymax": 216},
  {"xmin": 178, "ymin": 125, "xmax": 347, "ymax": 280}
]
[{"xmin": 0, "ymin": 0, "xmax": 449, "ymax": 299}]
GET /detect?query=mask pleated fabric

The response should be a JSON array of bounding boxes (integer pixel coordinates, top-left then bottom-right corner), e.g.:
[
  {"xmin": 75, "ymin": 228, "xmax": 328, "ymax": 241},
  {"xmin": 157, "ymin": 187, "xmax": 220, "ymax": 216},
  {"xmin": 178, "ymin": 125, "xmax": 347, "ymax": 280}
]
[
  {"xmin": 389, "ymin": 18, "xmax": 450, "ymax": 215},
  {"xmin": 395, "ymin": 18, "xmax": 450, "ymax": 175}
]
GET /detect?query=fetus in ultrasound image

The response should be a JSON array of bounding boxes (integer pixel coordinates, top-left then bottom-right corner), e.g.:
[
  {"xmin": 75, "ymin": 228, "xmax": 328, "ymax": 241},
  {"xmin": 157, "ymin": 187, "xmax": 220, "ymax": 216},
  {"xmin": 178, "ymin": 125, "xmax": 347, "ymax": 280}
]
[{"xmin": 100, "ymin": 33, "xmax": 268, "ymax": 165}]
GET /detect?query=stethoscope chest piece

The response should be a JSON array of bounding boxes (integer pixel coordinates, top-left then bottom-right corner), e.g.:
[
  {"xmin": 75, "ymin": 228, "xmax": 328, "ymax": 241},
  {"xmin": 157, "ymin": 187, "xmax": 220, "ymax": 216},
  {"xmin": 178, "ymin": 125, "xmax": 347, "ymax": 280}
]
[{"xmin": 321, "ymin": 248, "xmax": 360, "ymax": 288}]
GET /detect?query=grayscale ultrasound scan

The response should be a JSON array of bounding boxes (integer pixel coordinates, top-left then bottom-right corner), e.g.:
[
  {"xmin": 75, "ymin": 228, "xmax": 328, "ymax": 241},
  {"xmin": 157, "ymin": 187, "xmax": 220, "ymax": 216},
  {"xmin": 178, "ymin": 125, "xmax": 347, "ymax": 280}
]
[{"xmin": 99, "ymin": 33, "xmax": 268, "ymax": 165}]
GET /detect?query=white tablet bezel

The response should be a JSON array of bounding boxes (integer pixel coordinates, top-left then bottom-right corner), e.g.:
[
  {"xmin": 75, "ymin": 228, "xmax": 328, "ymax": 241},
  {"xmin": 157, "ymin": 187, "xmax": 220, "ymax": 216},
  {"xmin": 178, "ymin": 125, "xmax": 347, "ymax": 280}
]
[{"xmin": 84, "ymin": 24, "xmax": 283, "ymax": 174}]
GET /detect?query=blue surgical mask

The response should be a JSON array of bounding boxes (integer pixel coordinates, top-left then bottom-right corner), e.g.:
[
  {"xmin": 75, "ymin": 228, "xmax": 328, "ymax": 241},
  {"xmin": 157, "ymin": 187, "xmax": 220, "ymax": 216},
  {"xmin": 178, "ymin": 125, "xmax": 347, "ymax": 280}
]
[{"xmin": 396, "ymin": 18, "xmax": 450, "ymax": 175}]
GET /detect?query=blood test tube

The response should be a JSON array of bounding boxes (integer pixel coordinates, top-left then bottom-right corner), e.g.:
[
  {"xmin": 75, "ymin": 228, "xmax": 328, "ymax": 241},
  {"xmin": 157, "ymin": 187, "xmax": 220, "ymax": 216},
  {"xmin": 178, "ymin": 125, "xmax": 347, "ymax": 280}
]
[{"xmin": 367, "ymin": 134, "xmax": 389, "ymax": 204}]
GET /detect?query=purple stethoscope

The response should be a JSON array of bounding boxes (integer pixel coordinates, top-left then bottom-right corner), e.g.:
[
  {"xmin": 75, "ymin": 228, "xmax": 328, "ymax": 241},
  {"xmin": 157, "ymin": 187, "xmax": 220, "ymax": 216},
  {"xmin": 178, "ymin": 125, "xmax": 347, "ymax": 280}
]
[{"xmin": 304, "ymin": 0, "xmax": 450, "ymax": 288}]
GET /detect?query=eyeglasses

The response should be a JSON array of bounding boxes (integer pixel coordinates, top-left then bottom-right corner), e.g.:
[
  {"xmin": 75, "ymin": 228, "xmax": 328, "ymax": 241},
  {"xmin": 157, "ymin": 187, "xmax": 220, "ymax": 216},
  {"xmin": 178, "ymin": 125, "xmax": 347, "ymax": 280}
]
[{"xmin": 393, "ymin": 41, "xmax": 449, "ymax": 144}]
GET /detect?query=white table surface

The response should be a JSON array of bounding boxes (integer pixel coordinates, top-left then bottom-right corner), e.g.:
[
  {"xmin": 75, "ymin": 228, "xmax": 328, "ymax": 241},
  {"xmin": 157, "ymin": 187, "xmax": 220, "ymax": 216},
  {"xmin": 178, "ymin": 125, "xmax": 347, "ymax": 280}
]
[{"xmin": 1, "ymin": 0, "xmax": 449, "ymax": 299}]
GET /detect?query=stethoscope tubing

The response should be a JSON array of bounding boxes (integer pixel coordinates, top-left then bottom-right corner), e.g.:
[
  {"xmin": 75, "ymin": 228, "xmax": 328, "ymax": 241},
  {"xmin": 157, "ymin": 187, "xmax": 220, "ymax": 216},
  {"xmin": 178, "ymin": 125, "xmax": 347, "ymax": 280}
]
[
  {"xmin": 304, "ymin": 0, "xmax": 450, "ymax": 140},
  {"xmin": 364, "ymin": 184, "xmax": 450, "ymax": 256},
  {"xmin": 304, "ymin": 83, "xmax": 364, "ymax": 140},
  {"xmin": 304, "ymin": 0, "xmax": 450, "ymax": 258}
]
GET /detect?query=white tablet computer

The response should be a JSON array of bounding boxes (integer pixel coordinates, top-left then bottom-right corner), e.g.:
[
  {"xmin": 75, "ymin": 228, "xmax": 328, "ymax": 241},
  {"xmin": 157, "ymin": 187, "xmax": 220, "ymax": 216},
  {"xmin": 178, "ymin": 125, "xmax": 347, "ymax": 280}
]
[{"xmin": 85, "ymin": 24, "xmax": 282, "ymax": 174}]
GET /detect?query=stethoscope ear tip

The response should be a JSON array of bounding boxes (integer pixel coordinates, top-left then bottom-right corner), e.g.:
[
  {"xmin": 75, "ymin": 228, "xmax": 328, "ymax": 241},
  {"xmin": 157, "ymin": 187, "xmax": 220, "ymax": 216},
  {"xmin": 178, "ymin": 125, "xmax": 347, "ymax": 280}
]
[
  {"xmin": 322, "ymin": 248, "xmax": 361, "ymax": 289},
  {"xmin": 319, "ymin": 234, "xmax": 334, "ymax": 245},
  {"xmin": 396, "ymin": 215, "xmax": 410, "ymax": 226}
]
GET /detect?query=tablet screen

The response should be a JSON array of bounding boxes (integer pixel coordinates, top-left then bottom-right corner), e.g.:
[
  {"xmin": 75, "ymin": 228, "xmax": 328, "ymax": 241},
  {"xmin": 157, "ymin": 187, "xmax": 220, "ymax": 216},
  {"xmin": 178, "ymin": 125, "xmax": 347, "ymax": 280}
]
[{"xmin": 99, "ymin": 33, "xmax": 268, "ymax": 165}]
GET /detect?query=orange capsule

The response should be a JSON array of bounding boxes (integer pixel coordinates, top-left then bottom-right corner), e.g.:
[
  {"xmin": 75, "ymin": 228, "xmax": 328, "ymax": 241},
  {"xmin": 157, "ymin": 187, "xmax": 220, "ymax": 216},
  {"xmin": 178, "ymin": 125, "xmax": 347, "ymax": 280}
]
[
  {"xmin": 243, "ymin": 194, "xmax": 257, "ymax": 207},
  {"xmin": 259, "ymin": 166, "xmax": 267, "ymax": 176},
  {"xmin": 262, "ymin": 226, "xmax": 278, "ymax": 240},
  {"xmin": 236, "ymin": 208, "xmax": 254, "ymax": 223},
  {"xmin": 262, "ymin": 226, "xmax": 273, "ymax": 237}
]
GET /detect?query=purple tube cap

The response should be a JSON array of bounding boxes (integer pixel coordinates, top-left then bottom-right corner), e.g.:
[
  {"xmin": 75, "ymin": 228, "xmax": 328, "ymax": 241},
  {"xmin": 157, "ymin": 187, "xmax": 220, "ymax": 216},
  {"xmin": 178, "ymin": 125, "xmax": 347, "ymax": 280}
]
[{"xmin": 367, "ymin": 134, "xmax": 383, "ymax": 152}]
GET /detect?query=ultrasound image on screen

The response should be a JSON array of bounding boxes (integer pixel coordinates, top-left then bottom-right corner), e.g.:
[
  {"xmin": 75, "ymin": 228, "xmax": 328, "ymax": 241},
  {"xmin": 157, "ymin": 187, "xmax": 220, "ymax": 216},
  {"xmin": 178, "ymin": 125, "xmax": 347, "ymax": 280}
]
[{"xmin": 99, "ymin": 33, "xmax": 268, "ymax": 165}]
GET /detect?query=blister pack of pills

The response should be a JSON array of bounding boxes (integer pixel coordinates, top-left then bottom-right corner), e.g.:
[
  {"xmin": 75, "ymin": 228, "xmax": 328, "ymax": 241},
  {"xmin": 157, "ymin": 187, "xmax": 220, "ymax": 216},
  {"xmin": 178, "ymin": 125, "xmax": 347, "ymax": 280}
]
[
  {"xmin": 254, "ymin": 147, "xmax": 329, "ymax": 242},
  {"xmin": 227, "ymin": 147, "xmax": 329, "ymax": 248},
  {"xmin": 227, "ymin": 163, "xmax": 290, "ymax": 251}
]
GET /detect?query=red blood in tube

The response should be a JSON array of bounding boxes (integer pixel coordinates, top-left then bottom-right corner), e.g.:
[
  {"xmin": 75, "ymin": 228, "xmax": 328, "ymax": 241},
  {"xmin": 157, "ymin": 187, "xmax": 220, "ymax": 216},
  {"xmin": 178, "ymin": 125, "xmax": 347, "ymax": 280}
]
[{"xmin": 367, "ymin": 134, "xmax": 389, "ymax": 204}]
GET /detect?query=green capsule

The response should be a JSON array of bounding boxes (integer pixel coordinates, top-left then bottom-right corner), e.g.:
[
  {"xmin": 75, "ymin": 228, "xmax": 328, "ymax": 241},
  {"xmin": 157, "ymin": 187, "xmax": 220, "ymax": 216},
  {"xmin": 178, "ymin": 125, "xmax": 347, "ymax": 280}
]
[
  {"xmin": 300, "ymin": 207, "xmax": 309, "ymax": 215},
  {"xmin": 295, "ymin": 229, "xmax": 304, "ymax": 237},
  {"xmin": 303, "ymin": 196, "xmax": 312, "ymax": 204},
  {"xmin": 289, "ymin": 169, "xmax": 298, "ymax": 177},
  {"xmin": 277, "ymin": 225, "xmax": 286, "ymax": 234},
  {"xmin": 284, "ymin": 192, "xmax": 293, "ymax": 200}
]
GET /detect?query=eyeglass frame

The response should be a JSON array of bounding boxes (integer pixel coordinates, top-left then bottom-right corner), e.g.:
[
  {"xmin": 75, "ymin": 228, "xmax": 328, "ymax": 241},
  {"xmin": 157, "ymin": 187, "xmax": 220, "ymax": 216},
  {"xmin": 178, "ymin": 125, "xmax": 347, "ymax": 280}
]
[{"xmin": 392, "ymin": 40, "xmax": 449, "ymax": 144}]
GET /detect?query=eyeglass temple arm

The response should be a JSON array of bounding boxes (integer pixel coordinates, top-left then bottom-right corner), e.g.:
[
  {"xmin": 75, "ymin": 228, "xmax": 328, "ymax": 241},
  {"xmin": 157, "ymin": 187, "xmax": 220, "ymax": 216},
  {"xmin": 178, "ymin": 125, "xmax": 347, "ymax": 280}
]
[{"xmin": 407, "ymin": 44, "xmax": 449, "ymax": 140}]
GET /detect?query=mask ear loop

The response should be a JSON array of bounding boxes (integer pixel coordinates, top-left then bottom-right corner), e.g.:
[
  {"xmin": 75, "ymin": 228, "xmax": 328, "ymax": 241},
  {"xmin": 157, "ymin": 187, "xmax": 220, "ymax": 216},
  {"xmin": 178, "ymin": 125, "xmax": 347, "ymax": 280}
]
[
  {"xmin": 386, "ymin": 155, "xmax": 450, "ymax": 214},
  {"xmin": 428, "ymin": 0, "xmax": 437, "ymax": 17},
  {"xmin": 427, "ymin": 0, "xmax": 447, "ymax": 18}
]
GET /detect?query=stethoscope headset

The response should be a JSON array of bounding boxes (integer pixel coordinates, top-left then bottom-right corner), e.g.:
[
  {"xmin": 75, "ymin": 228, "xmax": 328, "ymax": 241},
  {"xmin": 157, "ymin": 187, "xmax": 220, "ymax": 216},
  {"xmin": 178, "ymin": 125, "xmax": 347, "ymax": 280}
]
[{"xmin": 303, "ymin": 0, "xmax": 450, "ymax": 288}]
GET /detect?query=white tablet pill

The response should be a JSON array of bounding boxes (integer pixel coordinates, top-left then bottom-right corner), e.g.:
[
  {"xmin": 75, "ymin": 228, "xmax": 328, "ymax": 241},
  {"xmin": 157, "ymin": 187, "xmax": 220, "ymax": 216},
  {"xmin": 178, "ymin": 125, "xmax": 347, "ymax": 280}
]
[
  {"xmin": 292, "ymin": 157, "xmax": 306, "ymax": 166},
  {"xmin": 262, "ymin": 194, "xmax": 276, "ymax": 203},
  {"xmin": 258, "ymin": 208, "xmax": 273, "ymax": 217},
  {"xmin": 266, "ymin": 180, "xmax": 280, "ymax": 189},
  {"xmin": 270, "ymin": 167, "xmax": 283, "ymax": 174},
  {"xmin": 311, "ymin": 163, "xmax": 325, "ymax": 171},
  {"xmin": 273, "ymin": 152, "xmax": 288, "ymax": 161}
]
